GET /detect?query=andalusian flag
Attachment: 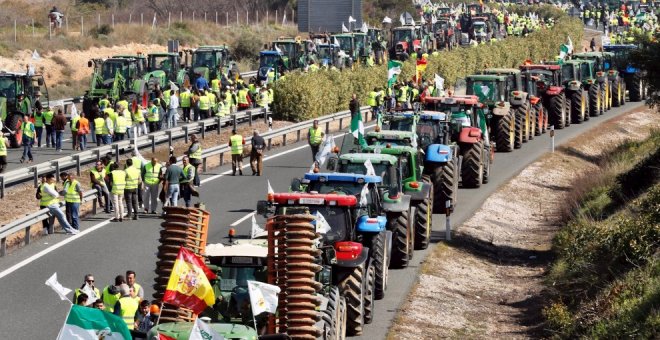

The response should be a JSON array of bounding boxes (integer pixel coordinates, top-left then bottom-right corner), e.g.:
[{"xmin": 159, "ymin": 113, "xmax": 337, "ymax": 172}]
[
  {"xmin": 57, "ymin": 304, "xmax": 131, "ymax": 340},
  {"xmin": 415, "ymin": 58, "xmax": 428, "ymax": 84},
  {"xmin": 350, "ymin": 110, "xmax": 366, "ymax": 147},
  {"xmin": 163, "ymin": 247, "xmax": 217, "ymax": 315},
  {"xmin": 387, "ymin": 60, "xmax": 403, "ymax": 88},
  {"xmin": 558, "ymin": 36, "xmax": 574, "ymax": 62}
]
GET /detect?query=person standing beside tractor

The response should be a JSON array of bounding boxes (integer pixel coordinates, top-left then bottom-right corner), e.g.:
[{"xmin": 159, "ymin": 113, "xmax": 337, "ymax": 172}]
[
  {"xmin": 307, "ymin": 120, "xmax": 324, "ymax": 163},
  {"xmin": 20, "ymin": 114, "xmax": 35, "ymax": 163},
  {"xmin": 180, "ymin": 86, "xmax": 192, "ymax": 123},
  {"xmin": 43, "ymin": 106, "xmax": 55, "ymax": 148},
  {"xmin": 33, "ymin": 108, "xmax": 44, "ymax": 147},
  {"xmin": 147, "ymin": 100, "xmax": 160, "ymax": 133},
  {"xmin": 229, "ymin": 129, "xmax": 245, "ymax": 176},
  {"xmin": 76, "ymin": 112, "xmax": 90, "ymax": 151}
]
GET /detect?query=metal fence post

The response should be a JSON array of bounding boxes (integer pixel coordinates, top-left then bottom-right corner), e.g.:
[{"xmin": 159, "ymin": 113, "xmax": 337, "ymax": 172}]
[
  {"xmin": 339, "ymin": 118, "xmax": 343, "ymax": 130},
  {"xmin": 55, "ymin": 161, "xmax": 60, "ymax": 181},
  {"xmin": 220, "ymin": 153, "xmax": 224, "ymax": 166},
  {"xmin": 249, "ymin": 111, "xmax": 252, "ymax": 126},
  {"xmin": 167, "ymin": 130, "xmax": 173, "ymax": 148},
  {"xmin": 0, "ymin": 176, "xmax": 4, "ymax": 198},
  {"xmin": 268, "ymin": 138, "xmax": 272, "ymax": 151},
  {"xmin": 33, "ymin": 167, "xmax": 39, "ymax": 188},
  {"xmin": 150, "ymin": 135, "xmax": 156, "ymax": 153},
  {"xmin": 74, "ymin": 155, "xmax": 81, "ymax": 175},
  {"xmin": 202, "ymin": 158, "xmax": 207, "ymax": 172},
  {"xmin": 216, "ymin": 117, "xmax": 221, "ymax": 134},
  {"xmin": 325, "ymin": 122, "xmax": 330, "ymax": 134},
  {"xmin": 296, "ymin": 130, "xmax": 301, "ymax": 142},
  {"xmin": 113, "ymin": 144, "xmax": 119, "ymax": 163},
  {"xmin": 200, "ymin": 122, "xmax": 206, "ymax": 139},
  {"xmin": 95, "ymin": 149, "xmax": 101, "ymax": 162},
  {"xmin": 184, "ymin": 126, "xmax": 189, "ymax": 143},
  {"xmin": 283, "ymin": 133, "xmax": 287, "ymax": 146}
]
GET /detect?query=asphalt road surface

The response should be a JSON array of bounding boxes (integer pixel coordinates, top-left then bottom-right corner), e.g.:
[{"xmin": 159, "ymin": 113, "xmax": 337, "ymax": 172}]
[{"xmin": 0, "ymin": 101, "xmax": 645, "ymax": 339}]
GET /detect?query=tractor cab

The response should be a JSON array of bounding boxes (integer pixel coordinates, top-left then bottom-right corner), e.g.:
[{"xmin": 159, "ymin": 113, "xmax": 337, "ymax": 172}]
[
  {"xmin": 423, "ymin": 95, "xmax": 485, "ymax": 142},
  {"xmin": 147, "ymin": 53, "xmax": 183, "ymax": 84},
  {"xmin": 0, "ymin": 71, "xmax": 49, "ymax": 147},
  {"xmin": 466, "ymin": 74, "xmax": 508, "ymax": 106},
  {"xmin": 483, "ymin": 68, "xmax": 527, "ymax": 103},
  {"xmin": 272, "ymin": 37, "xmax": 313, "ymax": 70},
  {"xmin": 257, "ymin": 50, "xmax": 285, "ymax": 82},
  {"xmin": 519, "ymin": 64, "xmax": 562, "ymax": 90},
  {"xmin": 113, "ymin": 54, "xmax": 147, "ymax": 75},
  {"xmin": 189, "ymin": 46, "xmax": 233, "ymax": 82},
  {"xmin": 467, "ymin": 3, "xmax": 484, "ymax": 15},
  {"xmin": 317, "ymin": 44, "xmax": 343, "ymax": 68},
  {"xmin": 365, "ymin": 130, "xmax": 416, "ymax": 148},
  {"xmin": 436, "ymin": 6, "xmax": 452, "ymax": 16},
  {"xmin": 377, "ymin": 111, "xmax": 418, "ymax": 133},
  {"xmin": 391, "ymin": 25, "xmax": 418, "ymax": 57}
]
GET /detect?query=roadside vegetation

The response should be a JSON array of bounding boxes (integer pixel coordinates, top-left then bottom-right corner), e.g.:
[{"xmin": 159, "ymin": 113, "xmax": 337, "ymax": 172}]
[{"xmin": 543, "ymin": 130, "xmax": 660, "ymax": 339}]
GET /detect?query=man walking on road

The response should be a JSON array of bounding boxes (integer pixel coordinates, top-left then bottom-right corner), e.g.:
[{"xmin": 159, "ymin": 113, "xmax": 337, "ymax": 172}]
[
  {"xmin": 250, "ymin": 130, "xmax": 265, "ymax": 176},
  {"xmin": 20, "ymin": 114, "xmax": 35, "ymax": 163},
  {"xmin": 180, "ymin": 156, "xmax": 196, "ymax": 207},
  {"xmin": 33, "ymin": 108, "xmax": 44, "ymax": 147},
  {"xmin": 43, "ymin": 106, "xmax": 55, "ymax": 148},
  {"xmin": 76, "ymin": 112, "xmax": 90, "ymax": 151},
  {"xmin": 61, "ymin": 172, "xmax": 83, "ymax": 231},
  {"xmin": 142, "ymin": 157, "xmax": 162, "ymax": 214},
  {"xmin": 163, "ymin": 155, "xmax": 183, "ymax": 207},
  {"xmin": 147, "ymin": 100, "xmax": 160, "ymax": 133},
  {"xmin": 124, "ymin": 158, "xmax": 141, "ymax": 220},
  {"xmin": 91, "ymin": 161, "xmax": 111, "ymax": 213},
  {"xmin": 168, "ymin": 90, "xmax": 179, "ymax": 129},
  {"xmin": 39, "ymin": 174, "xmax": 78, "ymax": 234},
  {"xmin": 186, "ymin": 135, "xmax": 202, "ymax": 186},
  {"xmin": 229, "ymin": 129, "xmax": 245, "ymax": 176},
  {"xmin": 308, "ymin": 120, "xmax": 324, "ymax": 163},
  {"xmin": 107, "ymin": 163, "xmax": 126, "ymax": 222},
  {"xmin": 52, "ymin": 109, "xmax": 67, "ymax": 152}
]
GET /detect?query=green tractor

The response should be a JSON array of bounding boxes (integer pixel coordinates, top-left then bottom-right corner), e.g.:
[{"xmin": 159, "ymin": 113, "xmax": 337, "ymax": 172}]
[
  {"xmin": 558, "ymin": 60, "xmax": 590, "ymax": 123},
  {"xmin": 482, "ymin": 68, "xmax": 534, "ymax": 146},
  {"xmin": 573, "ymin": 51, "xmax": 622, "ymax": 110},
  {"xmin": 0, "ymin": 71, "xmax": 49, "ymax": 147},
  {"xmin": 571, "ymin": 58, "xmax": 603, "ymax": 118},
  {"xmin": 145, "ymin": 52, "xmax": 187, "ymax": 90},
  {"xmin": 465, "ymin": 74, "xmax": 519, "ymax": 152},
  {"xmin": 183, "ymin": 45, "xmax": 237, "ymax": 86},
  {"xmin": 82, "ymin": 56, "xmax": 148, "ymax": 115},
  {"xmin": 272, "ymin": 37, "xmax": 315, "ymax": 71}
]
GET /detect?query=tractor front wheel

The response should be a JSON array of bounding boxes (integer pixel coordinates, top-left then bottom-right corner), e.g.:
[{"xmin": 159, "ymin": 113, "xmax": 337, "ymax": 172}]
[
  {"xmin": 414, "ymin": 192, "xmax": 432, "ymax": 250},
  {"xmin": 363, "ymin": 262, "xmax": 375, "ymax": 325},
  {"xmin": 388, "ymin": 210, "xmax": 412, "ymax": 269},
  {"xmin": 339, "ymin": 262, "xmax": 367, "ymax": 336},
  {"xmin": 432, "ymin": 161, "xmax": 457, "ymax": 213},
  {"xmin": 629, "ymin": 74, "xmax": 643, "ymax": 102},
  {"xmin": 514, "ymin": 106, "xmax": 524, "ymax": 149},
  {"xmin": 549, "ymin": 94, "xmax": 566, "ymax": 129},
  {"xmin": 461, "ymin": 140, "xmax": 484, "ymax": 188},
  {"xmin": 495, "ymin": 109, "xmax": 515, "ymax": 152},
  {"xmin": 588, "ymin": 84, "xmax": 600, "ymax": 117}
]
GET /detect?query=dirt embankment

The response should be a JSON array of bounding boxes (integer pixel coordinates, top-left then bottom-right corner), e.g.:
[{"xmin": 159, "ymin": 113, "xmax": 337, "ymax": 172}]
[{"xmin": 387, "ymin": 107, "xmax": 660, "ymax": 339}]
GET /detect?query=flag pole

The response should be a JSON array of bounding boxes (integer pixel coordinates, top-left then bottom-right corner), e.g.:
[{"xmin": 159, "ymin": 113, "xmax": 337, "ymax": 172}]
[
  {"xmin": 55, "ymin": 303, "xmax": 74, "ymax": 340},
  {"xmin": 251, "ymin": 312, "xmax": 259, "ymax": 334},
  {"xmin": 154, "ymin": 301, "xmax": 165, "ymax": 326}
]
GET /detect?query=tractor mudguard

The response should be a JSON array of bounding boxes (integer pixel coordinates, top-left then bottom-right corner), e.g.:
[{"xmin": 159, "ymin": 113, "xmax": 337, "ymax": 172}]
[
  {"xmin": 596, "ymin": 71, "xmax": 607, "ymax": 83},
  {"xmin": 458, "ymin": 127, "xmax": 482, "ymax": 144},
  {"xmin": 509, "ymin": 91, "xmax": 528, "ymax": 107},
  {"xmin": 382, "ymin": 195, "xmax": 412, "ymax": 213},
  {"xmin": 425, "ymin": 144, "xmax": 453, "ymax": 163},
  {"xmin": 545, "ymin": 86, "xmax": 562, "ymax": 96},
  {"xmin": 356, "ymin": 215, "xmax": 388, "ymax": 233},
  {"xmin": 529, "ymin": 96, "xmax": 541, "ymax": 106},
  {"xmin": 405, "ymin": 183, "xmax": 431, "ymax": 202},
  {"xmin": 334, "ymin": 248, "xmax": 370, "ymax": 269},
  {"xmin": 492, "ymin": 101, "xmax": 510, "ymax": 116},
  {"xmin": 567, "ymin": 81, "xmax": 582, "ymax": 92}
]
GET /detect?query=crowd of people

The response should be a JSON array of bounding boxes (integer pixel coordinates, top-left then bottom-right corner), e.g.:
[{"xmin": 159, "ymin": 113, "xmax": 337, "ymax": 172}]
[{"xmin": 72, "ymin": 272, "xmax": 159, "ymax": 338}]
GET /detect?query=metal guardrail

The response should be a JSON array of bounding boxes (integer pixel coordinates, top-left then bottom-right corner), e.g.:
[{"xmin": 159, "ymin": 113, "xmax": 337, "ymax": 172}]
[
  {"xmin": 0, "ymin": 106, "xmax": 371, "ymax": 257},
  {"xmin": 0, "ymin": 107, "xmax": 269, "ymax": 197}
]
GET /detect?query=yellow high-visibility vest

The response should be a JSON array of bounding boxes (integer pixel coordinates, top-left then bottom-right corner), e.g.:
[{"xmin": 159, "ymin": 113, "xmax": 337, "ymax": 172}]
[
  {"xmin": 125, "ymin": 167, "xmax": 140, "ymax": 190},
  {"xmin": 144, "ymin": 163, "xmax": 162, "ymax": 185},
  {"xmin": 39, "ymin": 183, "xmax": 58, "ymax": 206},
  {"xmin": 230, "ymin": 134, "xmax": 243, "ymax": 155},
  {"xmin": 309, "ymin": 127, "xmax": 323, "ymax": 145},
  {"xmin": 110, "ymin": 170, "xmax": 126, "ymax": 195},
  {"xmin": 64, "ymin": 179, "xmax": 81, "ymax": 203}
]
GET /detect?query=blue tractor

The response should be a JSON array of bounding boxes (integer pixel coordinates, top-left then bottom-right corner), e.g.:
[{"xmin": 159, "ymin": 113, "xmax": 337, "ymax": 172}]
[
  {"xmin": 293, "ymin": 172, "xmax": 392, "ymax": 300},
  {"xmin": 602, "ymin": 44, "xmax": 647, "ymax": 102},
  {"xmin": 257, "ymin": 50, "xmax": 285, "ymax": 83}
]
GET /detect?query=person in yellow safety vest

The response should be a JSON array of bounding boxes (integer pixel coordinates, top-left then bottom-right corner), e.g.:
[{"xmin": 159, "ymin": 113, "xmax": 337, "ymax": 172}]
[
  {"xmin": 33, "ymin": 109, "xmax": 45, "ymax": 147},
  {"xmin": 142, "ymin": 157, "xmax": 162, "ymax": 214},
  {"xmin": 20, "ymin": 114, "xmax": 35, "ymax": 163},
  {"xmin": 229, "ymin": 129, "xmax": 245, "ymax": 176},
  {"xmin": 103, "ymin": 112, "xmax": 114, "ymax": 145},
  {"xmin": 0, "ymin": 134, "xmax": 8, "ymax": 173},
  {"xmin": 40, "ymin": 173, "xmax": 78, "ymax": 234},
  {"xmin": 367, "ymin": 87, "xmax": 381, "ymax": 118},
  {"xmin": 117, "ymin": 98, "xmax": 129, "ymax": 115},
  {"xmin": 107, "ymin": 162, "xmax": 126, "ymax": 222},
  {"xmin": 198, "ymin": 91, "xmax": 211, "ymax": 119},
  {"xmin": 102, "ymin": 275, "xmax": 126, "ymax": 313},
  {"xmin": 267, "ymin": 69, "xmax": 276, "ymax": 84},
  {"xmin": 237, "ymin": 85, "xmax": 251, "ymax": 111},
  {"xmin": 113, "ymin": 284, "xmax": 139, "ymax": 330},
  {"xmin": 366, "ymin": 55, "xmax": 375, "ymax": 67},
  {"xmin": 73, "ymin": 274, "xmax": 100, "ymax": 306},
  {"xmin": 18, "ymin": 93, "xmax": 31, "ymax": 115},
  {"xmin": 308, "ymin": 60, "xmax": 319, "ymax": 72},
  {"xmin": 207, "ymin": 90, "xmax": 217, "ymax": 116},
  {"xmin": 70, "ymin": 113, "xmax": 80, "ymax": 150},
  {"xmin": 114, "ymin": 111, "xmax": 128, "ymax": 141},
  {"xmin": 180, "ymin": 87, "xmax": 192, "ymax": 123},
  {"xmin": 43, "ymin": 106, "xmax": 55, "ymax": 148},
  {"xmin": 267, "ymin": 86, "xmax": 274, "ymax": 105},
  {"xmin": 98, "ymin": 94, "xmax": 110, "ymax": 111},
  {"xmin": 61, "ymin": 172, "xmax": 83, "ymax": 231},
  {"xmin": 215, "ymin": 100, "xmax": 226, "ymax": 117},
  {"xmin": 211, "ymin": 77, "xmax": 221, "ymax": 95},
  {"xmin": 163, "ymin": 88, "xmax": 172, "ymax": 108},
  {"xmin": 186, "ymin": 134, "xmax": 203, "ymax": 186},
  {"xmin": 122, "ymin": 105, "xmax": 133, "ymax": 139},
  {"xmin": 90, "ymin": 161, "xmax": 111, "ymax": 213},
  {"xmin": 411, "ymin": 86, "xmax": 420, "ymax": 103},
  {"xmin": 125, "ymin": 160, "xmax": 141, "ymax": 220},
  {"xmin": 257, "ymin": 88, "xmax": 269, "ymax": 109},
  {"xmin": 126, "ymin": 270, "xmax": 144, "ymax": 299},
  {"xmin": 93, "ymin": 114, "xmax": 105, "ymax": 147},
  {"xmin": 133, "ymin": 105, "xmax": 147, "ymax": 137},
  {"xmin": 147, "ymin": 100, "xmax": 160, "ymax": 133},
  {"xmin": 307, "ymin": 119, "xmax": 324, "ymax": 163},
  {"xmin": 180, "ymin": 156, "xmax": 196, "ymax": 207}
]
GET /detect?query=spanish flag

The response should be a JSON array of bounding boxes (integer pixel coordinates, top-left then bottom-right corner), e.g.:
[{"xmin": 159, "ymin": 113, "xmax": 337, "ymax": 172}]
[
  {"xmin": 163, "ymin": 247, "xmax": 217, "ymax": 315},
  {"xmin": 415, "ymin": 58, "xmax": 428, "ymax": 84}
]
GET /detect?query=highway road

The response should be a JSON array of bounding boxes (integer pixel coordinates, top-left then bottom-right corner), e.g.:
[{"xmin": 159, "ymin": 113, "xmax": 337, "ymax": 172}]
[{"xmin": 0, "ymin": 101, "xmax": 644, "ymax": 339}]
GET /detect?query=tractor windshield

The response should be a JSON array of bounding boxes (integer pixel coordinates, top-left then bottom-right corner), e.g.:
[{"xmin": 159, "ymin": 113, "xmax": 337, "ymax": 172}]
[
  {"xmin": 467, "ymin": 80, "xmax": 501, "ymax": 102},
  {"xmin": 384, "ymin": 118, "xmax": 415, "ymax": 131},
  {"xmin": 218, "ymin": 266, "xmax": 265, "ymax": 290},
  {"xmin": 149, "ymin": 55, "xmax": 174, "ymax": 72},
  {"xmin": 393, "ymin": 29, "xmax": 414, "ymax": 43},
  {"xmin": 318, "ymin": 46, "xmax": 335, "ymax": 60},
  {"xmin": 276, "ymin": 205, "xmax": 349, "ymax": 242},
  {"xmin": 561, "ymin": 65, "xmax": 575, "ymax": 82},
  {"xmin": 354, "ymin": 35, "xmax": 366, "ymax": 50},
  {"xmin": 260, "ymin": 54, "xmax": 280, "ymax": 69},
  {"xmin": 192, "ymin": 50, "xmax": 219, "ymax": 69},
  {"xmin": 416, "ymin": 120, "xmax": 440, "ymax": 149},
  {"xmin": 366, "ymin": 136, "xmax": 413, "ymax": 147},
  {"xmin": 101, "ymin": 61, "xmax": 129, "ymax": 81},
  {"xmin": 0, "ymin": 77, "xmax": 19, "ymax": 100},
  {"xmin": 308, "ymin": 181, "xmax": 363, "ymax": 196},
  {"xmin": 339, "ymin": 162, "xmax": 397, "ymax": 187},
  {"xmin": 581, "ymin": 63, "xmax": 592, "ymax": 79},
  {"xmin": 335, "ymin": 37, "xmax": 353, "ymax": 52}
]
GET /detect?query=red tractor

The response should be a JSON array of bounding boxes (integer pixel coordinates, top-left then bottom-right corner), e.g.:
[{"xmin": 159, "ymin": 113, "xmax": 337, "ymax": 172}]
[
  {"xmin": 520, "ymin": 70, "xmax": 549, "ymax": 136},
  {"xmin": 519, "ymin": 64, "xmax": 571, "ymax": 129}
]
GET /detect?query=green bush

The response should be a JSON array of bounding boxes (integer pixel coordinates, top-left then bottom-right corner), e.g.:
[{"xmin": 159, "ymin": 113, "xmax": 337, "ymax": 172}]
[
  {"xmin": 232, "ymin": 29, "xmax": 263, "ymax": 63},
  {"xmin": 272, "ymin": 16, "xmax": 582, "ymax": 121}
]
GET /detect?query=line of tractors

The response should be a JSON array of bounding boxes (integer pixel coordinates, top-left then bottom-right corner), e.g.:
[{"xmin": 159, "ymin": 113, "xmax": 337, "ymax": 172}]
[{"xmin": 146, "ymin": 46, "xmax": 647, "ymax": 340}]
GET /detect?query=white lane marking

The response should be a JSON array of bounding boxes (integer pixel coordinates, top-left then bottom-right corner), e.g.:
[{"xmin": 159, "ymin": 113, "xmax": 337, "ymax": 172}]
[
  {"xmin": 0, "ymin": 220, "xmax": 111, "ymax": 280},
  {"xmin": 0, "ymin": 124, "xmax": 372, "ymax": 279},
  {"xmin": 230, "ymin": 211, "xmax": 256, "ymax": 227}
]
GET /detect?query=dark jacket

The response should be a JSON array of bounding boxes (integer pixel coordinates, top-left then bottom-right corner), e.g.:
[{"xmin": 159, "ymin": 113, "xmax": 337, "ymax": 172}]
[
  {"xmin": 52, "ymin": 114, "xmax": 67, "ymax": 131},
  {"xmin": 251, "ymin": 135, "xmax": 266, "ymax": 155}
]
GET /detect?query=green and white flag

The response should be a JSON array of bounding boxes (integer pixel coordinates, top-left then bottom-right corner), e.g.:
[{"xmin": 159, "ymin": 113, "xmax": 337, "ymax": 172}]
[
  {"xmin": 57, "ymin": 304, "xmax": 131, "ymax": 340},
  {"xmin": 350, "ymin": 110, "xmax": 366, "ymax": 147},
  {"xmin": 190, "ymin": 317, "xmax": 225, "ymax": 340},
  {"xmin": 558, "ymin": 36, "xmax": 574, "ymax": 62},
  {"xmin": 387, "ymin": 60, "xmax": 403, "ymax": 88}
]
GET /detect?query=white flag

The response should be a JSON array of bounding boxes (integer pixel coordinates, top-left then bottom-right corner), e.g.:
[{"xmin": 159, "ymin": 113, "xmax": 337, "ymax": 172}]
[
  {"xmin": 80, "ymin": 284, "xmax": 99, "ymax": 305},
  {"xmin": 251, "ymin": 215, "xmax": 267, "ymax": 239},
  {"xmin": 434, "ymin": 74, "xmax": 445, "ymax": 92},
  {"xmin": 315, "ymin": 135, "xmax": 334, "ymax": 165},
  {"xmin": 359, "ymin": 183, "xmax": 369, "ymax": 206},
  {"xmin": 342, "ymin": 23, "xmax": 349, "ymax": 33},
  {"xmin": 432, "ymin": 15, "xmax": 438, "ymax": 24},
  {"xmin": 399, "ymin": 14, "xmax": 405, "ymax": 25},
  {"xmin": 45, "ymin": 273, "xmax": 72, "ymax": 302},
  {"xmin": 333, "ymin": 37, "xmax": 340, "ymax": 46},
  {"xmin": 567, "ymin": 36, "xmax": 574, "ymax": 54},
  {"xmin": 32, "ymin": 50, "xmax": 40, "ymax": 61},
  {"xmin": 361, "ymin": 22, "xmax": 368, "ymax": 33},
  {"xmin": 349, "ymin": 16, "xmax": 357, "ymax": 23},
  {"xmin": 383, "ymin": 16, "xmax": 392, "ymax": 24},
  {"xmin": 247, "ymin": 281, "xmax": 280, "ymax": 316},
  {"xmin": 420, "ymin": 16, "xmax": 426, "ymax": 24},
  {"xmin": 364, "ymin": 159, "xmax": 376, "ymax": 176},
  {"xmin": 267, "ymin": 180, "xmax": 274, "ymax": 196},
  {"xmin": 315, "ymin": 211, "xmax": 332, "ymax": 234},
  {"xmin": 190, "ymin": 318, "xmax": 225, "ymax": 340},
  {"xmin": 27, "ymin": 64, "xmax": 35, "ymax": 76},
  {"xmin": 274, "ymin": 44, "xmax": 282, "ymax": 54}
]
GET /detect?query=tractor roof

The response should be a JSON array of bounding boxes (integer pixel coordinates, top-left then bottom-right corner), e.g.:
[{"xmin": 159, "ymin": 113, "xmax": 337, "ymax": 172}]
[
  {"xmin": 466, "ymin": 74, "xmax": 507, "ymax": 81},
  {"xmin": 573, "ymin": 52, "xmax": 614, "ymax": 58},
  {"xmin": 519, "ymin": 64, "xmax": 560, "ymax": 71},
  {"xmin": 113, "ymin": 54, "xmax": 146, "ymax": 60},
  {"xmin": 484, "ymin": 68, "xmax": 521, "ymax": 75},
  {"xmin": 196, "ymin": 46, "xmax": 229, "ymax": 51},
  {"xmin": 339, "ymin": 153, "xmax": 398, "ymax": 164},
  {"xmin": 304, "ymin": 173, "xmax": 383, "ymax": 184},
  {"xmin": 383, "ymin": 111, "xmax": 416, "ymax": 119},
  {"xmin": 424, "ymin": 95, "xmax": 480, "ymax": 106},
  {"xmin": 366, "ymin": 130, "xmax": 416, "ymax": 139},
  {"xmin": 272, "ymin": 193, "xmax": 357, "ymax": 206},
  {"xmin": 364, "ymin": 144, "xmax": 417, "ymax": 155},
  {"xmin": 0, "ymin": 71, "xmax": 32, "ymax": 78},
  {"xmin": 260, "ymin": 50, "xmax": 282, "ymax": 56},
  {"xmin": 148, "ymin": 52, "xmax": 178, "ymax": 57},
  {"xmin": 419, "ymin": 112, "xmax": 449, "ymax": 121},
  {"xmin": 603, "ymin": 44, "xmax": 637, "ymax": 51},
  {"xmin": 205, "ymin": 241, "xmax": 268, "ymax": 258}
]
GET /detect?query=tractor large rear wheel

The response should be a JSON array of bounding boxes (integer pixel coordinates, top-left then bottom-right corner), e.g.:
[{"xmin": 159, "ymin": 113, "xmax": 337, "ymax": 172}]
[
  {"xmin": 549, "ymin": 94, "xmax": 566, "ymax": 129},
  {"xmin": 629, "ymin": 74, "xmax": 643, "ymax": 102},
  {"xmin": 369, "ymin": 231, "xmax": 388, "ymax": 300},
  {"xmin": 495, "ymin": 110, "xmax": 515, "ymax": 152},
  {"xmin": 6, "ymin": 113, "xmax": 22, "ymax": 148},
  {"xmin": 514, "ymin": 106, "xmax": 524, "ymax": 149},
  {"xmin": 432, "ymin": 162, "xmax": 457, "ymax": 213},
  {"xmin": 363, "ymin": 262, "xmax": 375, "ymax": 325},
  {"xmin": 461, "ymin": 140, "xmax": 484, "ymax": 188},
  {"xmin": 588, "ymin": 84, "xmax": 600, "ymax": 117},
  {"xmin": 571, "ymin": 90, "xmax": 586, "ymax": 123},
  {"xmin": 339, "ymin": 262, "xmax": 366, "ymax": 336},
  {"xmin": 414, "ymin": 192, "xmax": 432, "ymax": 250},
  {"xmin": 388, "ymin": 210, "xmax": 411, "ymax": 269},
  {"xmin": 535, "ymin": 103, "xmax": 546, "ymax": 135},
  {"xmin": 320, "ymin": 286, "xmax": 342, "ymax": 340},
  {"xmin": 600, "ymin": 83, "xmax": 608, "ymax": 114}
]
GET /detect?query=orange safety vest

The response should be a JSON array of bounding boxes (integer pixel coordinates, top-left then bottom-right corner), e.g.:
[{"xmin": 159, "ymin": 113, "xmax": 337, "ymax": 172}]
[{"xmin": 77, "ymin": 117, "xmax": 90, "ymax": 135}]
